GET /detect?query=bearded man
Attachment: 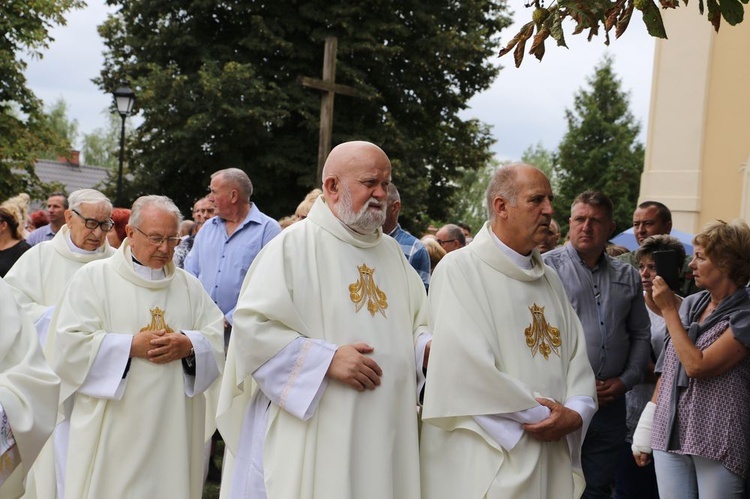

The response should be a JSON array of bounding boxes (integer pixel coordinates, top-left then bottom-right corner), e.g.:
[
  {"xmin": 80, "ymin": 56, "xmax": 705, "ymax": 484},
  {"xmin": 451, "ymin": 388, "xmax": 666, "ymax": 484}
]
[{"xmin": 217, "ymin": 141, "xmax": 430, "ymax": 499}]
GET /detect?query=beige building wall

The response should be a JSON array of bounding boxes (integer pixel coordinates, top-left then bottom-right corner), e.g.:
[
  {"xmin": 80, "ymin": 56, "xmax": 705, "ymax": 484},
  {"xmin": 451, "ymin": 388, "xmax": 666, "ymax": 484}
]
[{"xmin": 640, "ymin": 4, "xmax": 750, "ymax": 233}]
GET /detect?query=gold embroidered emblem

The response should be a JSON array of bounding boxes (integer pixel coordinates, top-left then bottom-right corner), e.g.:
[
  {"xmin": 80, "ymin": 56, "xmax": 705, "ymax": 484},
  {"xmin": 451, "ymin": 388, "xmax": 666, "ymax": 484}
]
[
  {"xmin": 348, "ymin": 263, "xmax": 388, "ymax": 318},
  {"xmin": 140, "ymin": 307, "xmax": 174, "ymax": 333},
  {"xmin": 524, "ymin": 304, "xmax": 561, "ymax": 359}
]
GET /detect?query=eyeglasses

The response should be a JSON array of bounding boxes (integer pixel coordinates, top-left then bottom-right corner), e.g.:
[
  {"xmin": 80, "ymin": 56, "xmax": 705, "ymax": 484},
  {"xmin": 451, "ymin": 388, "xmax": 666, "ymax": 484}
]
[
  {"xmin": 72, "ymin": 209, "xmax": 114, "ymax": 232},
  {"xmin": 436, "ymin": 239, "xmax": 456, "ymax": 246},
  {"xmin": 134, "ymin": 226, "xmax": 182, "ymax": 247}
]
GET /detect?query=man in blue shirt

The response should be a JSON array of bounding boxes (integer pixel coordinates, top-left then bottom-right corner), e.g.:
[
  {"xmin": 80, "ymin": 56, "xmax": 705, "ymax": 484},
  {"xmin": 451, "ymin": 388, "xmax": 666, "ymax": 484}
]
[
  {"xmin": 185, "ymin": 168, "xmax": 281, "ymax": 349},
  {"xmin": 382, "ymin": 183, "xmax": 430, "ymax": 290},
  {"xmin": 543, "ymin": 190, "xmax": 650, "ymax": 499},
  {"xmin": 26, "ymin": 192, "xmax": 67, "ymax": 246}
]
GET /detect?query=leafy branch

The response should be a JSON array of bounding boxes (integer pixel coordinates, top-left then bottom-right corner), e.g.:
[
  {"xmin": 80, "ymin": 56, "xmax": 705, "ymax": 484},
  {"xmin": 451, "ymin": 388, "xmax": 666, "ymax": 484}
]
[{"xmin": 499, "ymin": 0, "xmax": 748, "ymax": 67}]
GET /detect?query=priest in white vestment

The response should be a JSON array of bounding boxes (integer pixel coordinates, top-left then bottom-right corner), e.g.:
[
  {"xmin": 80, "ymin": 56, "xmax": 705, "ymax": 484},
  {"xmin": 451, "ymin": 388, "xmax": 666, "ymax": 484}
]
[
  {"xmin": 0, "ymin": 279, "xmax": 60, "ymax": 499},
  {"xmin": 217, "ymin": 141, "xmax": 430, "ymax": 499},
  {"xmin": 4, "ymin": 189, "xmax": 115, "ymax": 347},
  {"xmin": 421, "ymin": 164, "xmax": 597, "ymax": 499},
  {"xmin": 45, "ymin": 195, "xmax": 225, "ymax": 499},
  {"xmin": 5, "ymin": 189, "xmax": 114, "ymax": 499}
]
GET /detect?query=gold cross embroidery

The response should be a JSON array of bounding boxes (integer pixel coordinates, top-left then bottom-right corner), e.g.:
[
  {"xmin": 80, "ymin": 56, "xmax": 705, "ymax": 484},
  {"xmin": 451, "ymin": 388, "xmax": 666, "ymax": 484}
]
[
  {"xmin": 348, "ymin": 263, "xmax": 388, "ymax": 318},
  {"xmin": 524, "ymin": 304, "xmax": 561, "ymax": 359}
]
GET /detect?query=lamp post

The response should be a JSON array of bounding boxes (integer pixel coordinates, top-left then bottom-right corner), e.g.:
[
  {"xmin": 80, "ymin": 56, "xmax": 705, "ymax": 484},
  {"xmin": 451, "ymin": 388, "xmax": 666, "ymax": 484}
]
[{"xmin": 112, "ymin": 85, "xmax": 136, "ymax": 207}]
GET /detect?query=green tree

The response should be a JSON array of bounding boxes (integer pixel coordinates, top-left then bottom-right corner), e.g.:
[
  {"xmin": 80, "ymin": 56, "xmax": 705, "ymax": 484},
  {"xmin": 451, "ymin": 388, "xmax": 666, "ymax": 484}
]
[
  {"xmin": 0, "ymin": 0, "xmax": 84, "ymax": 199},
  {"xmin": 32, "ymin": 98, "xmax": 79, "ymax": 160},
  {"xmin": 96, "ymin": 0, "xmax": 512, "ymax": 222},
  {"xmin": 554, "ymin": 55, "xmax": 644, "ymax": 235},
  {"xmin": 501, "ymin": 0, "xmax": 747, "ymax": 67},
  {"xmin": 81, "ymin": 112, "xmax": 130, "ymax": 169},
  {"xmin": 521, "ymin": 142, "xmax": 557, "ymax": 189},
  {"xmin": 451, "ymin": 161, "xmax": 500, "ymax": 233}
]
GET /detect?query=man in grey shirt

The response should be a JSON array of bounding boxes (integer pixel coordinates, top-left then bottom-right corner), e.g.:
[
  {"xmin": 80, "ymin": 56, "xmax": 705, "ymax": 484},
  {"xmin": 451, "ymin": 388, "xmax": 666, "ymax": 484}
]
[{"xmin": 543, "ymin": 190, "xmax": 650, "ymax": 499}]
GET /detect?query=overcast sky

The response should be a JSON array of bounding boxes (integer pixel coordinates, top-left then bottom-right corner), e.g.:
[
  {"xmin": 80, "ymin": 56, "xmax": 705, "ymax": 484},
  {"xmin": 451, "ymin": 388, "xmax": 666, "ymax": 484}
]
[{"xmin": 24, "ymin": 1, "xmax": 655, "ymax": 162}]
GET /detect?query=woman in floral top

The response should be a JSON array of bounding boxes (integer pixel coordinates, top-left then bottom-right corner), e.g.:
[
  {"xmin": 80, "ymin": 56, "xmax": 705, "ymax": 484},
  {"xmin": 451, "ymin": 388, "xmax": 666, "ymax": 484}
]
[{"xmin": 631, "ymin": 219, "xmax": 750, "ymax": 498}]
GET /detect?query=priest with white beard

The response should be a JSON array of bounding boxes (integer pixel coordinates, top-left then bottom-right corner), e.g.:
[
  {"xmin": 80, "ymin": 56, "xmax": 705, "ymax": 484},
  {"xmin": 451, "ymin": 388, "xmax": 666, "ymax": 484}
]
[
  {"xmin": 217, "ymin": 141, "xmax": 430, "ymax": 499},
  {"xmin": 0, "ymin": 279, "xmax": 60, "ymax": 499},
  {"xmin": 45, "ymin": 195, "xmax": 225, "ymax": 499},
  {"xmin": 420, "ymin": 164, "xmax": 597, "ymax": 499}
]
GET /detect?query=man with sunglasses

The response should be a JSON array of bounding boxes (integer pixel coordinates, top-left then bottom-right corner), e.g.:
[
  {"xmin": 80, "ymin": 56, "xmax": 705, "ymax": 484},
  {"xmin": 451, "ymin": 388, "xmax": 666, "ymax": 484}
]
[
  {"xmin": 3, "ymin": 188, "xmax": 115, "ymax": 499},
  {"xmin": 45, "ymin": 195, "xmax": 224, "ymax": 499}
]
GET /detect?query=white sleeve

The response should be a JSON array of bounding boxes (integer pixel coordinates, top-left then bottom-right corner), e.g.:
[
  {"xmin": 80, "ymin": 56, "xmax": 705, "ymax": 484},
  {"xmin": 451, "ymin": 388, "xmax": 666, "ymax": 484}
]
[
  {"xmin": 34, "ymin": 306, "xmax": 55, "ymax": 347},
  {"xmin": 474, "ymin": 404, "xmax": 551, "ymax": 451},
  {"xmin": 78, "ymin": 333, "xmax": 132, "ymax": 400},
  {"xmin": 252, "ymin": 337, "xmax": 336, "ymax": 421},
  {"xmin": 181, "ymin": 330, "xmax": 221, "ymax": 397}
]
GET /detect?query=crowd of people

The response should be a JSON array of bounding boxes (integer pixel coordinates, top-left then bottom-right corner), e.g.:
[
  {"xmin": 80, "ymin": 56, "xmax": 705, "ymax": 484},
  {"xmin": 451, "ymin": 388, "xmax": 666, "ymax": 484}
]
[{"xmin": 0, "ymin": 140, "xmax": 749, "ymax": 499}]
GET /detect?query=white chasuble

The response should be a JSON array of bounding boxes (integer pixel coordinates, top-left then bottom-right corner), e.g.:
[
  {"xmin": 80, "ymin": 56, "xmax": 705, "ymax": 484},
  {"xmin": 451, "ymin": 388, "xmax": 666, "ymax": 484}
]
[
  {"xmin": 420, "ymin": 223, "xmax": 597, "ymax": 499},
  {"xmin": 45, "ymin": 241, "xmax": 225, "ymax": 499},
  {"xmin": 218, "ymin": 196, "xmax": 428, "ymax": 499},
  {"xmin": 0, "ymin": 279, "xmax": 60, "ymax": 499},
  {"xmin": 4, "ymin": 225, "xmax": 114, "ymax": 326}
]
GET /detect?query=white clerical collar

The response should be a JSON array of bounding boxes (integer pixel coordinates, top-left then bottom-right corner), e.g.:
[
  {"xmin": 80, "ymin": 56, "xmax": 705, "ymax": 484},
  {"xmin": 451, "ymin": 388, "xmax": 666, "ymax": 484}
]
[
  {"xmin": 490, "ymin": 229, "xmax": 534, "ymax": 270},
  {"xmin": 66, "ymin": 233, "xmax": 99, "ymax": 255},
  {"xmin": 131, "ymin": 257, "xmax": 167, "ymax": 281}
]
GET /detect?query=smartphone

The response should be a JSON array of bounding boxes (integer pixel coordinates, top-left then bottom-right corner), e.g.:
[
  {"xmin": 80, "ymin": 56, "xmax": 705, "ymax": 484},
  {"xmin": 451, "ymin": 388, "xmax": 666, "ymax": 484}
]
[{"xmin": 652, "ymin": 250, "xmax": 680, "ymax": 291}]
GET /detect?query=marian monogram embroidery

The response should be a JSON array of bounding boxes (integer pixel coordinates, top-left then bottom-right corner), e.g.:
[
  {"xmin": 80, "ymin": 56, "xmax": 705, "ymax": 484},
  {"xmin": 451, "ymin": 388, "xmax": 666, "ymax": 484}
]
[
  {"xmin": 140, "ymin": 307, "xmax": 174, "ymax": 333},
  {"xmin": 524, "ymin": 304, "xmax": 561, "ymax": 360},
  {"xmin": 349, "ymin": 263, "xmax": 388, "ymax": 318}
]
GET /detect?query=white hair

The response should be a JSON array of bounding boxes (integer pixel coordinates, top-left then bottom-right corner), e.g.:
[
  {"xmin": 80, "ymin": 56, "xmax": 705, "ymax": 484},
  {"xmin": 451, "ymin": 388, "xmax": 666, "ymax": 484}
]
[
  {"xmin": 68, "ymin": 189, "xmax": 112, "ymax": 212},
  {"xmin": 129, "ymin": 195, "xmax": 183, "ymax": 227}
]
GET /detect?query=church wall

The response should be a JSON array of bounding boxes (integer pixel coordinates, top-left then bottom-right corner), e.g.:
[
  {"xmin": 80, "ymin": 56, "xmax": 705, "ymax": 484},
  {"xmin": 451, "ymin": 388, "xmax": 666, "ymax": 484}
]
[{"xmin": 640, "ymin": 4, "xmax": 750, "ymax": 232}]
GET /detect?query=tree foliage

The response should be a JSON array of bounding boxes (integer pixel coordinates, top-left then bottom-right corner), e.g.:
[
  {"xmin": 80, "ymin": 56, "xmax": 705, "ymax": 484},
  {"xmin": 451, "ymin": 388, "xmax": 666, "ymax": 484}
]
[
  {"xmin": 30, "ymin": 98, "xmax": 79, "ymax": 161},
  {"xmin": 82, "ymin": 112, "xmax": 132, "ymax": 169},
  {"xmin": 553, "ymin": 55, "xmax": 644, "ymax": 236},
  {"xmin": 96, "ymin": 0, "xmax": 512, "ymax": 226},
  {"xmin": 521, "ymin": 141, "xmax": 556, "ymax": 188},
  {"xmin": 0, "ymin": 0, "xmax": 84, "ymax": 200},
  {"xmin": 501, "ymin": 0, "xmax": 748, "ymax": 67}
]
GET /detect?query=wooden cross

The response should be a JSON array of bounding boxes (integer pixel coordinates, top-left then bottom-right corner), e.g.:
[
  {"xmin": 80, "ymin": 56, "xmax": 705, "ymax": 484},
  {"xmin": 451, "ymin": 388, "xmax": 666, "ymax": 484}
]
[{"xmin": 300, "ymin": 36, "xmax": 362, "ymax": 183}]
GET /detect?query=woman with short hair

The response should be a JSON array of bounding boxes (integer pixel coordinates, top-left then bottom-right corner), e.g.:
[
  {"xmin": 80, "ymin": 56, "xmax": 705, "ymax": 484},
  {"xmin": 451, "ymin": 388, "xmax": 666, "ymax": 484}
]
[{"xmin": 632, "ymin": 219, "xmax": 750, "ymax": 498}]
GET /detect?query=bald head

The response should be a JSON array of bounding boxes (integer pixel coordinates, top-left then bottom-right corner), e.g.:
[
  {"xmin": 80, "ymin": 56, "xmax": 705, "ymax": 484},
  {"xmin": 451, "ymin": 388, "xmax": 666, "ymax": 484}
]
[
  {"xmin": 322, "ymin": 141, "xmax": 391, "ymax": 183},
  {"xmin": 322, "ymin": 141, "xmax": 391, "ymax": 234},
  {"xmin": 488, "ymin": 163, "xmax": 554, "ymax": 255}
]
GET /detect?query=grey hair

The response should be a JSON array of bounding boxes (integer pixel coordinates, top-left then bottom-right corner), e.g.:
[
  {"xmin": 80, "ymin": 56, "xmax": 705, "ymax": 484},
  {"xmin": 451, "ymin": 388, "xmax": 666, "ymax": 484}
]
[
  {"xmin": 68, "ymin": 189, "xmax": 112, "ymax": 213},
  {"xmin": 211, "ymin": 168, "xmax": 253, "ymax": 201},
  {"xmin": 386, "ymin": 183, "xmax": 400, "ymax": 204},
  {"xmin": 485, "ymin": 164, "xmax": 521, "ymax": 221},
  {"xmin": 129, "ymin": 195, "xmax": 183, "ymax": 228}
]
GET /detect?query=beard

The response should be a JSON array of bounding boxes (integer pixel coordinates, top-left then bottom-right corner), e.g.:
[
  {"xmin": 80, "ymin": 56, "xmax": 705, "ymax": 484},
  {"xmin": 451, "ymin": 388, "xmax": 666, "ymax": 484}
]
[{"xmin": 336, "ymin": 183, "xmax": 386, "ymax": 234}]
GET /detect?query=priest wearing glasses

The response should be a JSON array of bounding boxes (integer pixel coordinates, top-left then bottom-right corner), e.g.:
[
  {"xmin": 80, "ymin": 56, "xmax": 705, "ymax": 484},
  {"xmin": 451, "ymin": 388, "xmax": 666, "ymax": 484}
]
[
  {"xmin": 45, "ymin": 195, "xmax": 225, "ymax": 499},
  {"xmin": 3, "ymin": 188, "xmax": 115, "ymax": 499},
  {"xmin": 4, "ymin": 188, "xmax": 116, "ymax": 347}
]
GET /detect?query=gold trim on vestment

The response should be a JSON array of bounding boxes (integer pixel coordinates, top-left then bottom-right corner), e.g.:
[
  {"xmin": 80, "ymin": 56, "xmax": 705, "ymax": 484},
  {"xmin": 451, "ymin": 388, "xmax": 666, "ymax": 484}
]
[
  {"xmin": 140, "ymin": 307, "xmax": 174, "ymax": 333},
  {"xmin": 349, "ymin": 263, "xmax": 388, "ymax": 318},
  {"xmin": 524, "ymin": 304, "xmax": 561, "ymax": 359}
]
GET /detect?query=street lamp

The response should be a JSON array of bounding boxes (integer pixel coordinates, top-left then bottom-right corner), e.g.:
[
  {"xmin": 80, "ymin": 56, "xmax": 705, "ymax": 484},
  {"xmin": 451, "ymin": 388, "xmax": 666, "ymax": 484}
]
[{"xmin": 112, "ymin": 84, "xmax": 136, "ymax": 207}]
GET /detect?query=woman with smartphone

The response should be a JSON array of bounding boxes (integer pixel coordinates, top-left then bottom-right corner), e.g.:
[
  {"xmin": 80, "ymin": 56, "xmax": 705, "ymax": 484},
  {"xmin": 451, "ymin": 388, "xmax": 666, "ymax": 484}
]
[
  {"xmin": 631, "ymin": 219, "xmax": 750, "ymax": 498},
  {"xmin": 616, "ymin": 234, "xmax": 686, "ymax": 499}
]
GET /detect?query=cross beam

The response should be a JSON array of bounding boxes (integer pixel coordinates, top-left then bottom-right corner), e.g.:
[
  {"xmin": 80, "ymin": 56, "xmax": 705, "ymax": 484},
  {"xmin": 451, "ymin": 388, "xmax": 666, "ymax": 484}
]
[{"xmin": 300, "ymin": 36, "xmax": 362, "ymax": 183}]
